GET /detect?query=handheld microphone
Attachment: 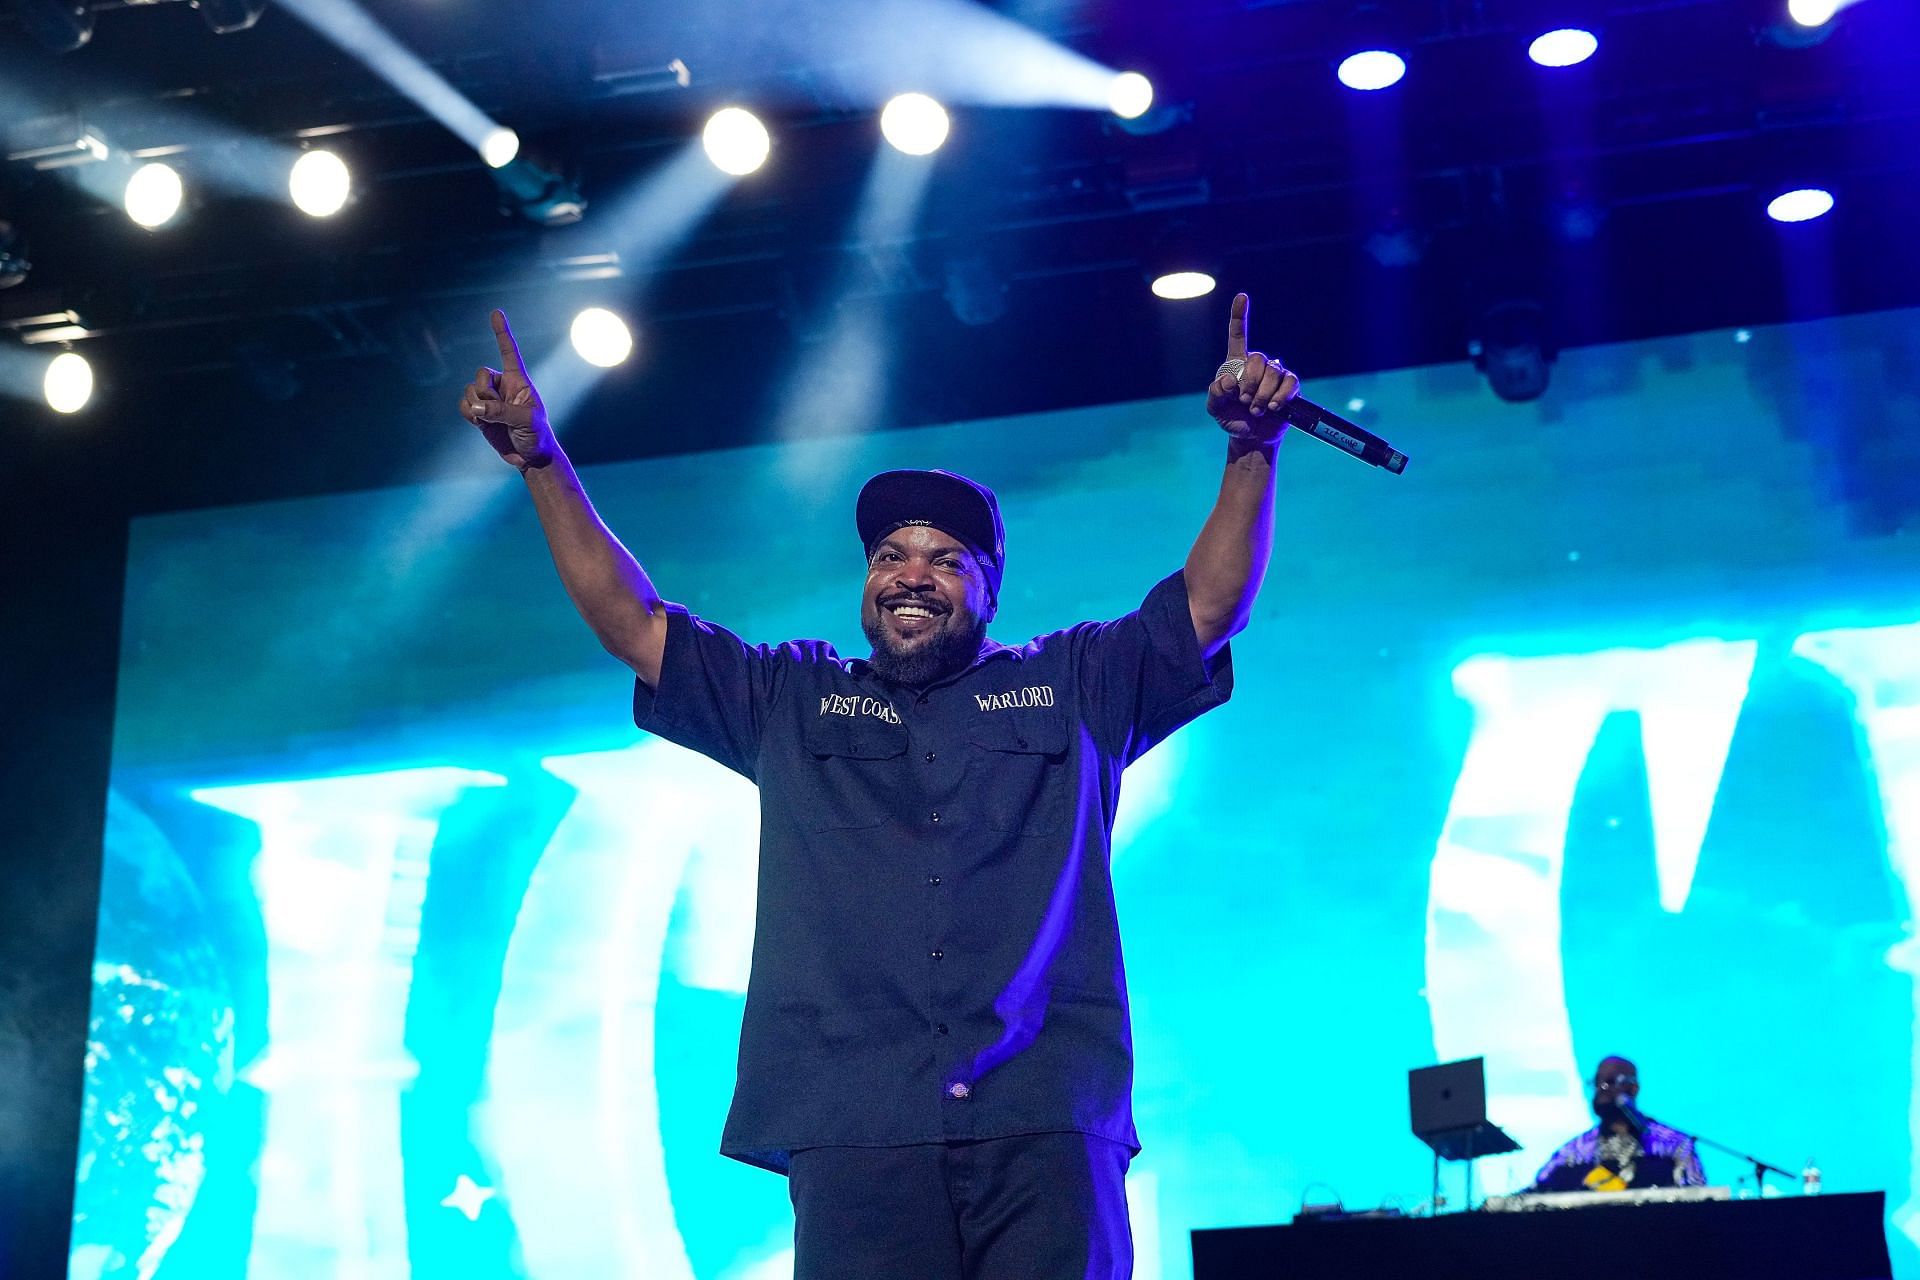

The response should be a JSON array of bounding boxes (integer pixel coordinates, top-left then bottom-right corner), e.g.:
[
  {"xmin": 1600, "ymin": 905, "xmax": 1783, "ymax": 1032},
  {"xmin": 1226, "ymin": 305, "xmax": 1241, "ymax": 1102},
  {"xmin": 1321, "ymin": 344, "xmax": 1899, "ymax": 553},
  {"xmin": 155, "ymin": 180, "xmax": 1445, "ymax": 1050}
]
[{"xmin": 1275, "ymin": 396, "xmax": 1410, "ymax": 474}]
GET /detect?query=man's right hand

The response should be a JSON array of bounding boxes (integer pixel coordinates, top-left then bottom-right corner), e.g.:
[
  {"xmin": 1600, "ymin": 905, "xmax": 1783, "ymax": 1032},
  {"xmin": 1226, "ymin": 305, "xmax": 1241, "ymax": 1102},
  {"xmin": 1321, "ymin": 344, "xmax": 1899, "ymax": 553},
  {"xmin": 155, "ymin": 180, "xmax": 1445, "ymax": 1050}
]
[{"xmin": 459, "ymin": 309, "xmax": 557, "ymax": 471}]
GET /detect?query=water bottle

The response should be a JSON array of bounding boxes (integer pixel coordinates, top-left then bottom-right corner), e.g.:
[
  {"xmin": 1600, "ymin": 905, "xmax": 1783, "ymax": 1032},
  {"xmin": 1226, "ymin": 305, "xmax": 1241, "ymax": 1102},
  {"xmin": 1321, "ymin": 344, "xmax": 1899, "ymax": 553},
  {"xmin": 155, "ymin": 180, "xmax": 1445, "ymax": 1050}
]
[{"xmin": 1802, "ymin": 1158, "xmax": 1822, "ymax": 1196}]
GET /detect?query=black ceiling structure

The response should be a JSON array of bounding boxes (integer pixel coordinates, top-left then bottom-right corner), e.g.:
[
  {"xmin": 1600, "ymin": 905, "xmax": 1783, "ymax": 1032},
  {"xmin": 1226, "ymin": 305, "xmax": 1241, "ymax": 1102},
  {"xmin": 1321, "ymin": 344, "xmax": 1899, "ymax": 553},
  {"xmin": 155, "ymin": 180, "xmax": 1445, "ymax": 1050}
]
[
  {"xmin": 1, "ymin": 0, "xmax": 1917, "ymax": 510},
  {"xmin": 2, "ymin": 5, "xmax": 1918, "ymax": 1275}
]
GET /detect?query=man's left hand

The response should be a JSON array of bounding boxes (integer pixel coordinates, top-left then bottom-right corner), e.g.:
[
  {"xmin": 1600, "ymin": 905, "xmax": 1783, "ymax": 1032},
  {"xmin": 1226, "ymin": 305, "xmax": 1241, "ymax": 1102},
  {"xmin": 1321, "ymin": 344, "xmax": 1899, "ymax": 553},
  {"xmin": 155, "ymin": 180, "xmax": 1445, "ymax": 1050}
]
[{"xmin": 1206, "ymin": 292, "xmax": 1298, "ymax": 444}]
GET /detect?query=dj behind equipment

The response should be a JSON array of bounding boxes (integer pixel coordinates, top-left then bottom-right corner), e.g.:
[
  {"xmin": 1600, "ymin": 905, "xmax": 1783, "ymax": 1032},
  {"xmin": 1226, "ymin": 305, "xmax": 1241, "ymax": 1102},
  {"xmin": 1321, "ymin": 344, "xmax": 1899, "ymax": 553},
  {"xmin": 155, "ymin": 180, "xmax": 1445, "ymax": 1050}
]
[
  {"xmin": 1190, "ymin": 1054, "xmax": 1892, "ymax": 1280},
  {"xmin": 1517, "ymin": 1055, "xmax": 1711, "ymax": 1197}
]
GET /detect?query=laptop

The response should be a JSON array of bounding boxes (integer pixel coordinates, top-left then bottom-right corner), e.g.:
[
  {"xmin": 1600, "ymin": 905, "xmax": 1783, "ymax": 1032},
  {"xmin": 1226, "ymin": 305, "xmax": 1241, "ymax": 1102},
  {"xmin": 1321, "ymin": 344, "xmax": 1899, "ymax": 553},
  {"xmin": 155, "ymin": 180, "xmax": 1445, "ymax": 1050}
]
[{"xmin": 1409, "ymin": 1056, "xmax": 1490, "ymax": 1139}]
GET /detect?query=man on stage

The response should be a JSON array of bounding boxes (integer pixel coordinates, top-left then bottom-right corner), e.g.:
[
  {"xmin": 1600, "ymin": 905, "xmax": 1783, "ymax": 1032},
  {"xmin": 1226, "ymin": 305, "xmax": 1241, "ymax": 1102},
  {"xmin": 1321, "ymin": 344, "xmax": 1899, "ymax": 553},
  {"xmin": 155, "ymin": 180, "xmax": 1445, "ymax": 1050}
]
[
  {"xmin": 458, "ymin": 294, "xmax": 1294, "ymax": 1278},
  {"xmin": 1530, "ymin": 1056, "xmax": 1706, "ymax": 1192}
]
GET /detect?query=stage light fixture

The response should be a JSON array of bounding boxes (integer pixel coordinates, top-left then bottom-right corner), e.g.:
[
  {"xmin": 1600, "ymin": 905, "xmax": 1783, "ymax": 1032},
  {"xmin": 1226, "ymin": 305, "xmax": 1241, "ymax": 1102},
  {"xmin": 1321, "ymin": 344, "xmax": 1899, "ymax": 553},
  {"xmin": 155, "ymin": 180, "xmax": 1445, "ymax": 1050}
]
[
  {"xmin": 1144, "ymin": 222, "xmax": 1220, "ymax": 300},
  {"xmin": 289, "ymin": 149, "xmax": 351, "ymax": 217},
  {"xmin": 1364, "ymin": 209, "xmax": 1426, "ymax": 267},
  {"xmin": 1529, "ymin": 28, "xmax": 1598, "ymax": 67},
  {"xmin": 1470, "ymin": 301, "xmax": 1556, "ymax": 403},
  {"xmin": 43, "ymin": 350, "xmax": 92, "ymax": 413},
  {"xmin": 1767, "ymin": 187, "xmax": 1834, "ymax": 222},
  {"xmin": 195, "ymin": 0, "xmax": 268, "ymax": 34},
  {"xmin": 481, "ymin": 128, "xmax": 520, "ymax": 169},
  {"xmin": 702, "ymin": 107, "xmax": 771, "ymax": 176},
  {"xmin": 1148, "ymin": 271, "xmax": 1211, "ymax": 300},
  {"xmin": 12, "ymin": 0, "xmax": 94, "ymax": 51},
  {"xmin": 880, "ymin": 93, "xmax": 950, "ymax": 156},
  {"xmin": 1787, "ymin": 0, "xmax": 1839, "ymax": 26},
  {"xmin": 233, "ymin": 340, "xmax": 302, "ymax": 402},
  {"xmin": 0, "ymin": 222, "xmax": 32, "ymax": 289},
  {"xmin": 383, "ymin": 308, "xmax": 448, "ymax": 388},
  {"xmin": 492, "ymin": 155, "xmax": 587, "ymax": 226},
  {"xmin": 942, "ymin": 248, "xmax": 1009, "ymax": 326},
  {"xmin": 1109, "ymin": 72, "xmax": 1154, "ymax": 120},
  {"xmin": 124, "ymin": 162, "xmax": 185, "ymax": 229},
  {"xmin": 570, "ymin": 308, "xmax": 633, "ymax": 368},
  {"xmin": 1337, "ymin": 50, "xmax": 1406, "ymax": 91}
]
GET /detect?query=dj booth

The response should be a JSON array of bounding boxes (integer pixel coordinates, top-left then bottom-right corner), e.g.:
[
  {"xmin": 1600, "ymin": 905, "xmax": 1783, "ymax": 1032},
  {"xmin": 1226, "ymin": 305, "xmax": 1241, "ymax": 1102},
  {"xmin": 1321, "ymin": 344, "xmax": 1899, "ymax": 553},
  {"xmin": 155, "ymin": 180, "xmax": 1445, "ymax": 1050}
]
[{"xmin": 1191, "ymin": 1190, "xmax": 1893, "ymax": 1280}]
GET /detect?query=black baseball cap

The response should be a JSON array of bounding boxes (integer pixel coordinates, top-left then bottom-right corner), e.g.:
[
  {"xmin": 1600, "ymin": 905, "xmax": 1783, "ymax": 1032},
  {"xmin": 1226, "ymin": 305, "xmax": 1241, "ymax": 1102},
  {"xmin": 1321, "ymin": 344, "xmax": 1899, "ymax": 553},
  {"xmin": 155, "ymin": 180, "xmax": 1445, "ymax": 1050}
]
[{"xmin": 856, "ymin": 469, "xmax": 1006, "ymax": 604}]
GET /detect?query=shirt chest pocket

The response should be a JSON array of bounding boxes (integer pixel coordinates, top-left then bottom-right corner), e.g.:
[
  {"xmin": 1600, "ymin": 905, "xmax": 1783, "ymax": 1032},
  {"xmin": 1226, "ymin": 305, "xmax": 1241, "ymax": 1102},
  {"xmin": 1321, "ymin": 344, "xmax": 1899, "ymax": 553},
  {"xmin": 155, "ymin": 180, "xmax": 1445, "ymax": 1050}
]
[
  {"xmin": 800, "ymin": 717, "xmax": 907, "ymax": 831},
  {"xmin": 964, "ymin": 714, "xmax": 1074, "ymax": 835}
]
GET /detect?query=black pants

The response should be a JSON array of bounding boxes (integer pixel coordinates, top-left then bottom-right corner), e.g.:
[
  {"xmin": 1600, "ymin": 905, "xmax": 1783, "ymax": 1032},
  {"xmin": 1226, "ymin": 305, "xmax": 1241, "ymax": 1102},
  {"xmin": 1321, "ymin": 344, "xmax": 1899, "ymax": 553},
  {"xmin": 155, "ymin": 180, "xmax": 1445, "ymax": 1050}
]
[{"xmin": 787, "ymin": 1133, "xmax": 1133, "ymax": 1280}]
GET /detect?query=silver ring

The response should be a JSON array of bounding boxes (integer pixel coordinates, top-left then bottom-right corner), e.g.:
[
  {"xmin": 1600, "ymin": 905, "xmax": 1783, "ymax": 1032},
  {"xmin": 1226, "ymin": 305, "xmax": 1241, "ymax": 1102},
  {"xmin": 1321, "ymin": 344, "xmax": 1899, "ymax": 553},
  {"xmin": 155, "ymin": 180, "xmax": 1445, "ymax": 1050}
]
[{"xmin": 1216, "ymin": 358, "xmax": 1246, "ymax": 382}]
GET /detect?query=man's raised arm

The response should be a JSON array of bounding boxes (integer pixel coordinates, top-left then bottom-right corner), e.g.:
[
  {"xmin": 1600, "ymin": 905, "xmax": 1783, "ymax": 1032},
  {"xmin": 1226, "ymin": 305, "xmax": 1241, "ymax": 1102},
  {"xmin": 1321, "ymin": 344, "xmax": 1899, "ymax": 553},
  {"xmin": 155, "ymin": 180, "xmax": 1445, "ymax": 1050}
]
[
  {"xmin": 1184, "ymin": 292, "xmax": 1290, "ymax": 660},
  {"xmin": 459, "ymin": 309, "xmax": 669, "ymax": 687}
]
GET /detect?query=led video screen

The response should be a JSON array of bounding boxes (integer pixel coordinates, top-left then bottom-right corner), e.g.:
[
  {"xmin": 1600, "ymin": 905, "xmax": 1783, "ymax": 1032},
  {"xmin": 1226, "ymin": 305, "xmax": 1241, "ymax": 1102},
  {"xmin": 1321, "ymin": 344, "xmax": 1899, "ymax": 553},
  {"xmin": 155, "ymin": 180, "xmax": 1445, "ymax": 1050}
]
[{"xmin": 75, "ymin": 307, "xmax": 1920, "ymax": 1279}]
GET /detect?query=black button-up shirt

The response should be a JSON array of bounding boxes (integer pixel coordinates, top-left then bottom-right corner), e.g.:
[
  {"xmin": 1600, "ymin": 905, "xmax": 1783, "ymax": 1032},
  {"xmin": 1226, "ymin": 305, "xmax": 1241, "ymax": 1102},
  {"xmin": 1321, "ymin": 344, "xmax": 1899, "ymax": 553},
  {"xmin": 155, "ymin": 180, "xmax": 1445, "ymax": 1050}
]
[{"xmin": 633, "ymin": 570, "xmax": 1232, "ymax": 1173}]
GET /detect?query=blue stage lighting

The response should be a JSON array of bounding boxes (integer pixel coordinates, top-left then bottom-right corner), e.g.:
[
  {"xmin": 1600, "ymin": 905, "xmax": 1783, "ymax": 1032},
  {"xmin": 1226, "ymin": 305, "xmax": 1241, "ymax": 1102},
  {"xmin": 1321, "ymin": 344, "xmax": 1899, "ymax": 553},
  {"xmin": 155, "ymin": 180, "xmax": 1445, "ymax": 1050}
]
[
  {"xmin": 43, "ymin": 350, "xmax": 92, "ymax": 413},
  {"xmin": 1109, "ymin": 72, "xmax": 1153, "ymax": 120},
  {"xmin": 1788, "ymin": 0, "xmax": 1840, "ymax": 27},
  {"xmin": 702, "ymin": 107, "xmax": 771, "ymax": 176},
  {"xmin": 881, "ymin": 93, "xmax": 950, "ymax": 156},
  {"xmin": 1338, "ymin": 49, "xmax": 1406, "ymax": 91},
  {"xmin": 1530, "ymin": 28, "xmax": 1598, "ymax": 67},
  {"xmin": 1767, "ymin": 187, "xmax": 1834, "ymax": 223}
]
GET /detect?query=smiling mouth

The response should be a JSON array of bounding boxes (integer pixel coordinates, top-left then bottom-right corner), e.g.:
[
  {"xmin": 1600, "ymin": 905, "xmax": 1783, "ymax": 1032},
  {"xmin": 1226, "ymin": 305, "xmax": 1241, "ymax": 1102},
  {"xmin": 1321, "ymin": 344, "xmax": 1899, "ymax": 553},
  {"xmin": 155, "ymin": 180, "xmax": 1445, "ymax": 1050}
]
[{"xmin": 882, "ymin": 597, "xmax": 946, "ymax": 619}]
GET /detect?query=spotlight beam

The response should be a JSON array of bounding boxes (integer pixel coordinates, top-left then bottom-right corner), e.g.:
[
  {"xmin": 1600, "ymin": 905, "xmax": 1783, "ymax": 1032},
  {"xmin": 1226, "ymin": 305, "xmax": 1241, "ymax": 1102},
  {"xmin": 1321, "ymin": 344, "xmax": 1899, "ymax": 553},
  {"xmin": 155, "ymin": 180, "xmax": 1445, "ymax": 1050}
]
[
  {"xmin": 274, "ymin": 0, "xmax": 514, "ymax": 163},
  {"xmin": 525, "ymin": 143, "xmax": 736, "ymax": 426},
  {"xmin": 0, "ymin": 48, "xmax": 298, "ymax": 203},
  {"xmin": 0, "ymin": 344, "xmax": 92, "ymax": 412},
  {"xmin": 703, "ymin": 0, "xmax": 1124, "ymax": 111},
  {"xmin": 774, "ymin": 146, "xmax": 936, "ymax": 461}
]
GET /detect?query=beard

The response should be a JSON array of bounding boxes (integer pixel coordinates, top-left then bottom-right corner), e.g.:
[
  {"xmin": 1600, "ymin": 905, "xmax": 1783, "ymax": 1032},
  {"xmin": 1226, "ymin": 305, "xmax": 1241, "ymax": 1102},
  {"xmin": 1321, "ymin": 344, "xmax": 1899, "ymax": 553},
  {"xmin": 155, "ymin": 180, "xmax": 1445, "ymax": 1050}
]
[{"xmin": 863, "ymin": 608, "xmax": 989, "ymax": 687}]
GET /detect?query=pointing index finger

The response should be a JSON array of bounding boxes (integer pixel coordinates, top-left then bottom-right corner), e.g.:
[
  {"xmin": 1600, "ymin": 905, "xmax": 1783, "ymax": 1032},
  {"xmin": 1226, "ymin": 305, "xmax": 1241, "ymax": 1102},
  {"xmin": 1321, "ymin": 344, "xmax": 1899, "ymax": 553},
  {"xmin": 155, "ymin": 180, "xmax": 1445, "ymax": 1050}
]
[
  {"xmin": 490, "ymin": 309, "xmax": 527, "ymax": 375},
  {"xmin": 1226, "ymin": 292, "xmax": 1248, "ymax": 360}
]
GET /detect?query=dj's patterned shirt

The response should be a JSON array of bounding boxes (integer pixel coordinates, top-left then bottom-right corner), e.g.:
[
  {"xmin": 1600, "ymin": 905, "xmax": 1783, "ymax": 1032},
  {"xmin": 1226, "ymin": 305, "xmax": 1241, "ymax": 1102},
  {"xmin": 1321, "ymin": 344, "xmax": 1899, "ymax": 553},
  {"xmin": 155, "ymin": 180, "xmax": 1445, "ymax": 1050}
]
[{"xmin": 1531, "ymin": 1120, "xmax": 1707, "ymax": 1191}]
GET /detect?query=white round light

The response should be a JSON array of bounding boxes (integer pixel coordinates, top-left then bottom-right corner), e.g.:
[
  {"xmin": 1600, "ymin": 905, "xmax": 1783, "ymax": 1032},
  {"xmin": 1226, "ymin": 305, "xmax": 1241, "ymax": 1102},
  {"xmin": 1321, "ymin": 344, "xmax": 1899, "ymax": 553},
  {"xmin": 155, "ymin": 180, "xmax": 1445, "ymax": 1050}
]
[
  {"xmin": 124, "ymin": 162, "xmax": 184, "ymax": 229},
  {"xmin": 1109, "ymin": 72, "xmax": 1154, "ymax": 120},
  {"xmin": 570, "ymin": 307, "xmax": 633, "ymax": 368},
  {"xmin": 1530, "ymin": 28, "xmax": 1599, "ymax": 67},
  {"xmin": 880, "ymin": 93, "xmax": 950, "ymax": 156},
  {"xmin": 1337, "ymin": 50, "xmax": 1407, "ymax": 91},
  {"xmin": 1767, "ymin": 187, "xmax": 1834, "ymax": 223},
  {"xmin": 1787, "ymin": 0, "xmax": 1839, "ymax": 26},
  {"xmin": 44, "ymin": 351, "xmax": 93, "ymax": 414},
  {"xmin": 702, "ymin": 107, "xmax": 772, "ymax": 176},
  {"xmin": 289, "ymin": 150, "xmax": 351, "ymax": 218},
  {"xmin": 481, "ymin": 128, "xmax": 520, "ymax": 169},
  {"xmin": 1150, "ymin": 271, "xmax": 1216, "ymax": 301}
]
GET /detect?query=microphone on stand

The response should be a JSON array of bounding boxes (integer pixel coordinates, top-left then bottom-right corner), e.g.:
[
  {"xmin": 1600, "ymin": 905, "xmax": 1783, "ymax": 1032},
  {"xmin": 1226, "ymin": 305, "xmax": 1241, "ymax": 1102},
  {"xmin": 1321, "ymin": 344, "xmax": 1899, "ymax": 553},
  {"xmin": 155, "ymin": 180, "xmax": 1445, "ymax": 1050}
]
[{"xmin": 1613, "ymin": 1094, "xmax": 1648, "ymax": 1135}]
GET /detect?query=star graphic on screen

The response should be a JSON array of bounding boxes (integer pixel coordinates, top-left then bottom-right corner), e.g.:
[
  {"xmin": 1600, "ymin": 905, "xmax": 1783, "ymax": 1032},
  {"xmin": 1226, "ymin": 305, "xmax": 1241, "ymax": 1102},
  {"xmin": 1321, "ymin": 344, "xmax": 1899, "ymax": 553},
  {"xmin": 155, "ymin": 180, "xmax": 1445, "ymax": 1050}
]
[{"xmin": 439, "ymin": 1174, "xmax": 496, "ymax": 1222}]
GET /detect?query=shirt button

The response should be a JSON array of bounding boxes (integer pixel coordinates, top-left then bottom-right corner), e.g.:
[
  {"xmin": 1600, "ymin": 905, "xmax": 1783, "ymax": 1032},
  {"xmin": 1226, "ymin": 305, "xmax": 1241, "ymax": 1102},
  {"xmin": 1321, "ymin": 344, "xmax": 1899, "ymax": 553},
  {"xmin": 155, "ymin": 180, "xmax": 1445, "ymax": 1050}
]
[
  {"xmin": 948, "ymin": 1082, "xmax": 971, "ymax": 1100},
  {"xmin": 927, "ymin": 875, "xmax": 942, "ymax": 886},
  {"xmin": 924, "ymin": 751, "xmax": 936, "ymax": 763},
  {"xmin": 930, "ymin": 949, "xmax": 943, "ymax": 960},
  {"xmin": 917, "ymin": 695, "xmax": 929, "ymax": 705},
  {"xmin": 934, "ymin": 1023, "xmax": 949, "ymax": 1035},
  {"xmin": 930, "ymin": 811, "xmax": 940, "ymax": 824}
]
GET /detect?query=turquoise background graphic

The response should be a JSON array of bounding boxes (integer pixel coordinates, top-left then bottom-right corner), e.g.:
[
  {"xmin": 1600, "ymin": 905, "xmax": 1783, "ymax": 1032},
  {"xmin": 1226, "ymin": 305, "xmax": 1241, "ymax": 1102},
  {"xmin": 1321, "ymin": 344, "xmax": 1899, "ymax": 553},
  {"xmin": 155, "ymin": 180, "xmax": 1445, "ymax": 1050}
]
[{"xmin": 76, "ymin": 306, "xmax": 1920, "ymax": 1280}]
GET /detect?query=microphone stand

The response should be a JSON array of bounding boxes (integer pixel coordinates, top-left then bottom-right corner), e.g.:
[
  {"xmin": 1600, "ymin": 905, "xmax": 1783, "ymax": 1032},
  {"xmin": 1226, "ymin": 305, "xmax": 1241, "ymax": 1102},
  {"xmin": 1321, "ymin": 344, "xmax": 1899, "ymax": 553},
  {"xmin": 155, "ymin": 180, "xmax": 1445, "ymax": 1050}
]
[
  {"xmin": 1684, "ymin": 1131, "xmax": 1797, "ymax": 1195},
  {"xmin": 1619, "ymin": 1105, "xmax": 1795, "ymax": 1193}
]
